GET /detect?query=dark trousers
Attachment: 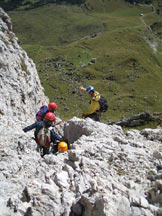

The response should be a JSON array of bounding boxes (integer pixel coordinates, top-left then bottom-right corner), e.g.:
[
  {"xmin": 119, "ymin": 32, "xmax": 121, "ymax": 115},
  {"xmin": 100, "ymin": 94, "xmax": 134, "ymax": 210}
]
[
  {"xmin": 36, "ymin": 144, "xmax": 50, "ymax": 157},
  {"xmin": 42, "ymin": 146, "xmax": 50, "ymax": 156},
  {"xmin": 85, "ymin": 112, "xmax": 101, "ymax": 122}
]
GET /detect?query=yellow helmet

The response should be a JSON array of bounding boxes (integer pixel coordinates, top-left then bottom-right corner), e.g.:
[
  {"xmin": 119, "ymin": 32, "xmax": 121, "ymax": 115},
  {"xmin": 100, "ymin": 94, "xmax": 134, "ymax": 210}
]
[{"xmin": 58, "ymin": 141, "xmax": 68, "ymax": 153}]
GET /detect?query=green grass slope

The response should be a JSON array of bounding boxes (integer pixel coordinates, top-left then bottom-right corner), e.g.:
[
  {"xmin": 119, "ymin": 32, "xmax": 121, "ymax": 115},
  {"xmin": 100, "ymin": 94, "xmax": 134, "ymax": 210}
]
[{"xmin": 8, "ymin": 1, "xmax": 162, "ymax": 122}]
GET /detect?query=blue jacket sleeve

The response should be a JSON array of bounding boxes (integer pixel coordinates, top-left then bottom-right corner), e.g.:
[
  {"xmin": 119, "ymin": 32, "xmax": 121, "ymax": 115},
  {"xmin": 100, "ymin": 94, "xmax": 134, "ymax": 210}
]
[
  {"xmin": 23, "ymin": 121, "xmax": 42, "ymax": 133},
  {"xmin": 51, "ymin": 130, "xmax": 62, "ymax": 143}
]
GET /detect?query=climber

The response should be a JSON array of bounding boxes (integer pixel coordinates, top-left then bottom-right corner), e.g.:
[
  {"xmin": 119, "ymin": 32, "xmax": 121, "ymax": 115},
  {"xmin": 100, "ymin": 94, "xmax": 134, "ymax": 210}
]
[
  {"xmin": 80, "ymin": 85, "xmax": 108, "ymax": 121},
  {"xmin": 23, "ymin": 112, "xmax": 67, "ymax": 156},
  {"xmin": 36, "ymin": 102, "xmax": 57, "ymax": 121},
  {"xmin": 36, "ymin": 102, "xmax": 61, "ymax": 125}
]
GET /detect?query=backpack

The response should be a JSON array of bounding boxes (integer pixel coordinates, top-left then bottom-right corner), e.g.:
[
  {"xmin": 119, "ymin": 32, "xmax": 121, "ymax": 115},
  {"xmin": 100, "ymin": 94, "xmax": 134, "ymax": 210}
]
[
  {"xmin": 98, "ymin": 95, "xmax": 108, "ymax": 112},
  {"xmin": 36, "ymin": 105, "xmax": 48, "ymax": 121},
  {"xmin": 37, "ymin": 126, "xmax": 53, "ymax": 147}
]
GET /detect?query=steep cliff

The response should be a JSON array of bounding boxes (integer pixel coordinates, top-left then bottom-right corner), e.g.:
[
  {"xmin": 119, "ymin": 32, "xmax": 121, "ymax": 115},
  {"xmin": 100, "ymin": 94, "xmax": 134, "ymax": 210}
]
[{"xmin": 0, "ymin": 8, "xmax": 48, "ymax": 122}]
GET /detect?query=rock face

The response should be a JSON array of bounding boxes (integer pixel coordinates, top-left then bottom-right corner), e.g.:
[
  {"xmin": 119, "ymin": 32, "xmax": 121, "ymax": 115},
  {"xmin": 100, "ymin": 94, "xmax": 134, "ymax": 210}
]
[
  {"xmin": 0, "ymin": 7, "xmax": 162, "ymax": 216},
  {"xmin": 0, "ymin": 8, "xmax": 48, "ymax": 122},
  {"xmin": 1, "ymin": 116, "xmax": 162, "ymax": 216}
]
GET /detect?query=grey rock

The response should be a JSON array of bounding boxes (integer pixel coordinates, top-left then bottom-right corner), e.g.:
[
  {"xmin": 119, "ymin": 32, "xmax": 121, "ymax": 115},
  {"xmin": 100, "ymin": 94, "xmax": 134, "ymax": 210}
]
[{"xmin": 0, "ymin": 8, "xmax": 48, "ymax": 122}]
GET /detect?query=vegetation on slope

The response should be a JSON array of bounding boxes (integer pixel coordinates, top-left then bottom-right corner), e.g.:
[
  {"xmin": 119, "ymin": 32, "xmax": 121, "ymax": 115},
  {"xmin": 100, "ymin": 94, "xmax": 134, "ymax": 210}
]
[{"xmin": 4, "ymin": 0, "xmax": 162, "ymax": 123}]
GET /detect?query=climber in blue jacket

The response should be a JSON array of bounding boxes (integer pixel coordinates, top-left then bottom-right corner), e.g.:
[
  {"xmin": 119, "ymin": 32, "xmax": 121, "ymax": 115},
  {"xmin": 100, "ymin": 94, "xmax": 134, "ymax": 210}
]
[{"xmin": 23, "ymin": 112, "xmax": 62, "ymax": 156}]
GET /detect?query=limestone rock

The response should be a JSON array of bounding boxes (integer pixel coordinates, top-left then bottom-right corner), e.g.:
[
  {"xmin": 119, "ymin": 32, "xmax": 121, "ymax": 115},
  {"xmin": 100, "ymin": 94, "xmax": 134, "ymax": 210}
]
[{"xmin": 0, "ymin": 8, "xmax": 48, "ymax": 122}]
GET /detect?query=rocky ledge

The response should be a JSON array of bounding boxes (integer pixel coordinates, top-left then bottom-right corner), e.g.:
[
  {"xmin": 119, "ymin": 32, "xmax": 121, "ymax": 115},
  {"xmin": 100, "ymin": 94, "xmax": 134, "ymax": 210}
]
[{"xmin": 0, "ymin": 116, "xmax": 162, "ymax": 216}]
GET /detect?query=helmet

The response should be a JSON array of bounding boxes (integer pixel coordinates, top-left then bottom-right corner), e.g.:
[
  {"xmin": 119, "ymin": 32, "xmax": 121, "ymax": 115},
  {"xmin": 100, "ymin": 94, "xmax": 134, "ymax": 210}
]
[
  {"xmin": 44, "ymin": 112, "xmax": 55, "ymax": 121},
  {"xmin": 48, "ymin": 102, "xmax": 58, "ymax": 111},
  {"xmin": 58, "ymin": 141, "xmax": 68, "ymax": 153},
  {"xmin": 86, "ymin": 86, "xmax": 94, "ymax": 93}
]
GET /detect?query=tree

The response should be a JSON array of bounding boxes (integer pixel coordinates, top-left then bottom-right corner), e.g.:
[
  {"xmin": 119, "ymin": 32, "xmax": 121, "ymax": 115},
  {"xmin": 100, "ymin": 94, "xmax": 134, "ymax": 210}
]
[
  {"xmin": 125, "ymin": 0, "xmax": 152, "ymax": 4},
  {"xmin": 0, "ymin": 0, "xmax": 22, "ymax": 10}
]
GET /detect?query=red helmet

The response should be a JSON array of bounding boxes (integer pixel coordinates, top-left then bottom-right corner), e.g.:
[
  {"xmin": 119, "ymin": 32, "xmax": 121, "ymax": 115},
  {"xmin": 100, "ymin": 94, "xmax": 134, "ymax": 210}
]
[
  {"xmin": 48, "ymin": 102, "xmax": 58, "ymax": 111},
  {"xmin": 44, "ymin": 112, "xmax": 55, "ymax": 121}
]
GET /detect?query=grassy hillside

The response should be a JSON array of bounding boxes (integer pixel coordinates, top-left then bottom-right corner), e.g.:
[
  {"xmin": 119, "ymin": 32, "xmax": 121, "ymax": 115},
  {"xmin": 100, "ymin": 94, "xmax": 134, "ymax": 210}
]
[{"xmin": 7, "ymin": 0, "xmax": 162, "ymax": 122}]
